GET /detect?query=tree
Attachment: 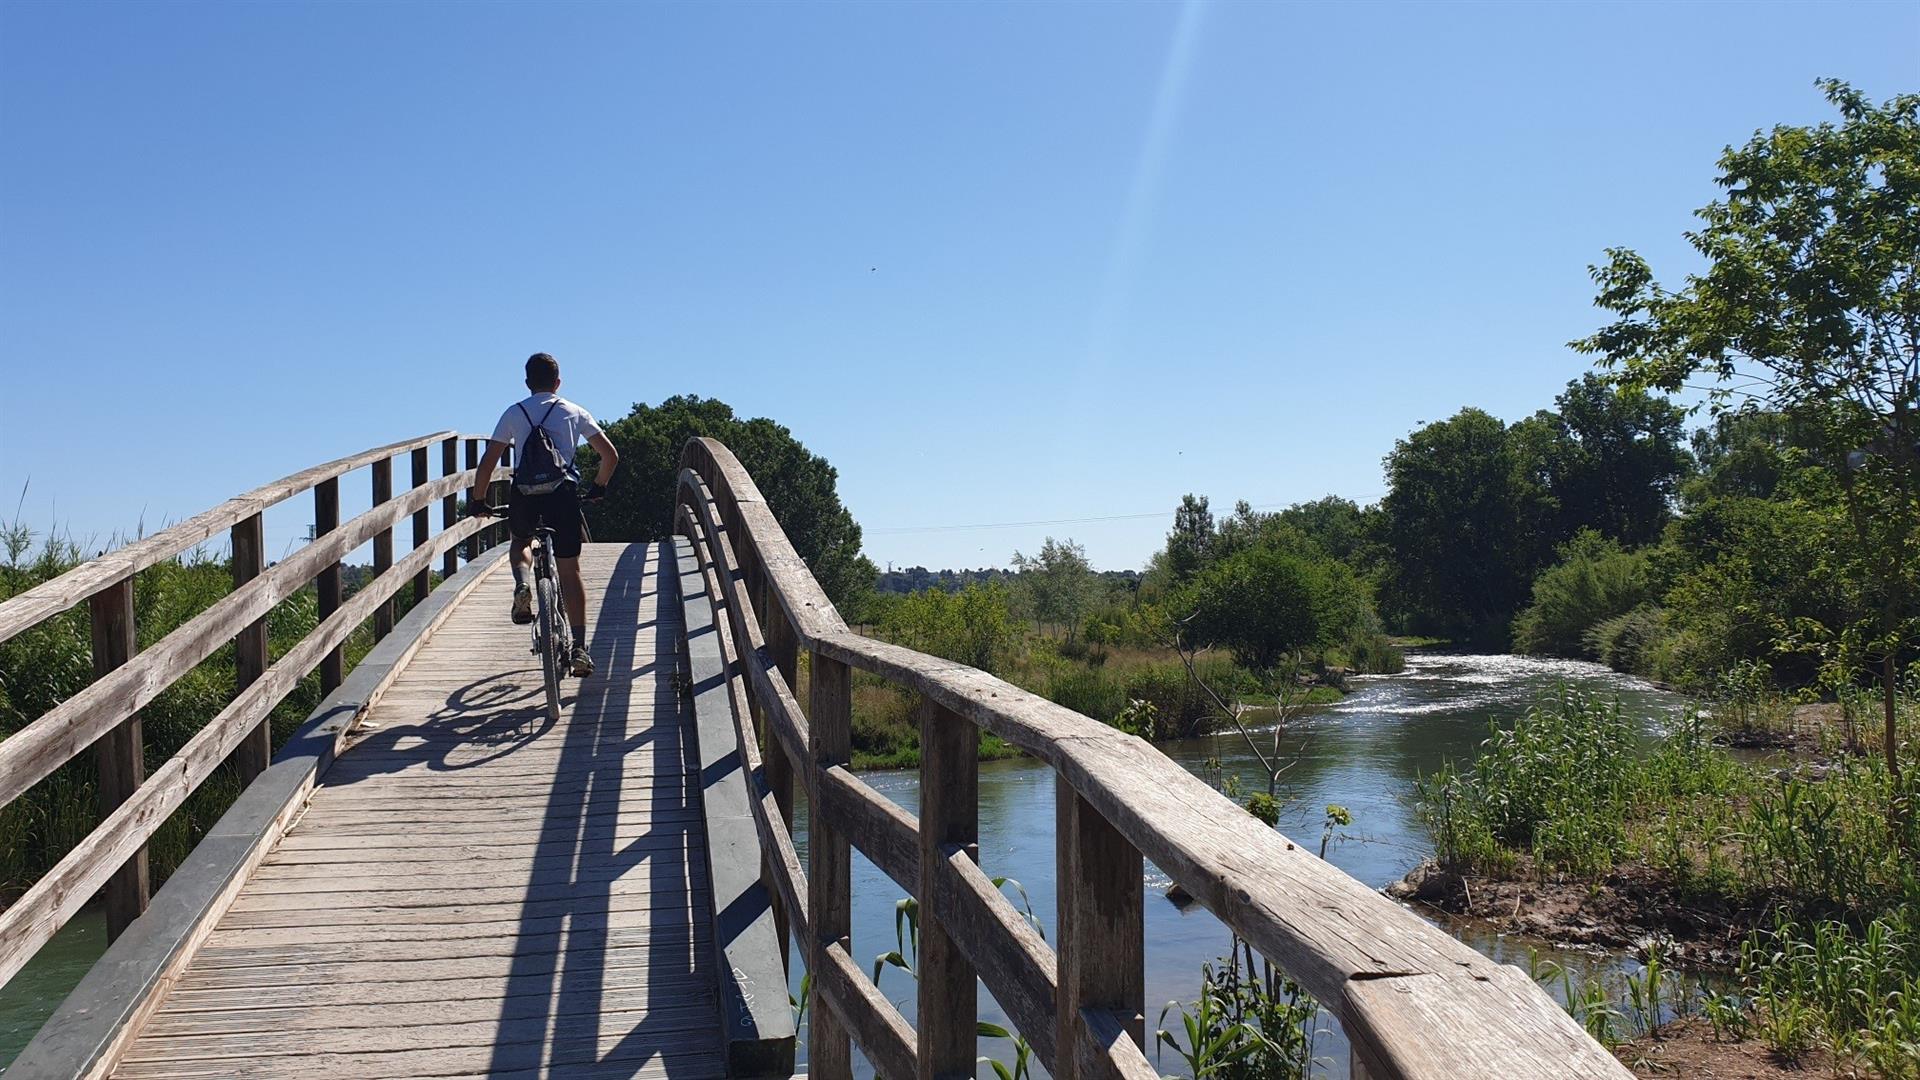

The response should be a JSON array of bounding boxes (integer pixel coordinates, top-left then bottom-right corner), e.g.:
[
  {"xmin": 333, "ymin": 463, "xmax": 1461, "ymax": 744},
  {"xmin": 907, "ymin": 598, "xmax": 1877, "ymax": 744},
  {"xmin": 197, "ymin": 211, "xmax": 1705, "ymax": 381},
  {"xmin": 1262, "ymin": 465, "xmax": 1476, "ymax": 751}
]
[
  {"xmin": 1179, "ymin": 543, "xmax": 1365, "ymax": 672},
  {"xmin": 1377, "ymin": 408, "xmax": 1551, "ymax": 642},
  {"xmin": 1011, "ymin": 537, "xmax": 1095, "ymax": 641},
  {"xmin": 1165, "ymin": 495, "xmax": 1215, "ymax": 585},
  {"xmin": 1575, "ymin": 80, "xmax": 1919, "ymax": 786},
  {"xmin": 581, "ymin": 396, "xmax": 877, "ymax": 606}
]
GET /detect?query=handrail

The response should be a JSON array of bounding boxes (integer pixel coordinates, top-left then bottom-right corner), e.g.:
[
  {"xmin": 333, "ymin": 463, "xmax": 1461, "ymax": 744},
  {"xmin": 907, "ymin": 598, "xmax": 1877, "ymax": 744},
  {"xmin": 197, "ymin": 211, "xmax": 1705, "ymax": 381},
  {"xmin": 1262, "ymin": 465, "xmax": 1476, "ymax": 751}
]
[
  {"xmin": 0, "ymin": 432, "xmax": 513, "ymax": 990},
  {"xmin": 675, "ymin": 436, "xmax": 1632, "ymax": 1080},
  {"xmin": 0, "ymin": 431, "xmax": 456, "ymax": 646}
]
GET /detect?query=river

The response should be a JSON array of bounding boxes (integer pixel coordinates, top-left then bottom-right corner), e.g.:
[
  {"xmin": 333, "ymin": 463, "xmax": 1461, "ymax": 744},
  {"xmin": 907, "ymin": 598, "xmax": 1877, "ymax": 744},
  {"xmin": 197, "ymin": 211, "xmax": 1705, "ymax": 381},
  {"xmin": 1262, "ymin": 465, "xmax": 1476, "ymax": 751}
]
[
  {"xmin": 789, "ymin": 651, "xmax": 1686, "ymax": 1077},
  {"xmin": 0, "ymin": 651, "xmax": 1682, "ymax": 1074}
]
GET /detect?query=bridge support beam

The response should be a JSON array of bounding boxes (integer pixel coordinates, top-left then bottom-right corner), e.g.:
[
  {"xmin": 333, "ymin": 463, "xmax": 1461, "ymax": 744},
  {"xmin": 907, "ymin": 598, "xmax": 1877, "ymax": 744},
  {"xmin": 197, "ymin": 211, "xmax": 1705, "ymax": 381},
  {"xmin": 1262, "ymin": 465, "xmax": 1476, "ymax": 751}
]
[
  {"xmin": 918, "ymin": 700, "xmax": 978, "ymax": 1080},
  {"xmin": 315, "ymin": 477, "xmax": 342, "ymax": 693},
  {"xmin": 1055, "ymin": 779, "xmax": 1144, "ymax": 1079},
  {"xmin": 229, "ymin": 511, "xmax": 270, "ymax": 782},
  {"xmin": 441, "ymin": 437, "xmax": 459, "ymax": 579},
  {"xmin": 759, "ymin": 575, "xmax": 797, "ymax": 973},
  {"xmin": 410, "ymin": 447, "xmax": 430, "ymax": 611},
  {"xmin": 88, "ymin": 579, "xmax": 149, "ymax": 940},
  {"xmin": 808, "ymin": 650, "xmax": 853, "ymax": 1080},
  {"xmin": 372, "ymin": 456, "xmax": 394, "ymax": 640}
]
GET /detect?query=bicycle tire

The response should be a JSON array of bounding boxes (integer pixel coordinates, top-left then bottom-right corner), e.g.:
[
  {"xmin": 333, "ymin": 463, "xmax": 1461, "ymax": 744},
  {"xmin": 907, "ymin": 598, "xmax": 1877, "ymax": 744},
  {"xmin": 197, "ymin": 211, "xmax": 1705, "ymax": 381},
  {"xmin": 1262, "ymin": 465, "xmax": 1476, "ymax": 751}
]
[{"xmin": 536, "ymin": 575, "xmax": 563, "ymax": 723}]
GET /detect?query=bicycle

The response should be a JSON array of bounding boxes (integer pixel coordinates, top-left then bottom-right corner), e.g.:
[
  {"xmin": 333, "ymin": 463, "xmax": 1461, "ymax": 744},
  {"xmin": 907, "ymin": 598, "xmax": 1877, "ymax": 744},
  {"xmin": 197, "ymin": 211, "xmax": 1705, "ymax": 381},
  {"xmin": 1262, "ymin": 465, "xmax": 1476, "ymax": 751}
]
[{"xmin": 469, "ymin": 504, "xmax": 572, "ymax": 724}]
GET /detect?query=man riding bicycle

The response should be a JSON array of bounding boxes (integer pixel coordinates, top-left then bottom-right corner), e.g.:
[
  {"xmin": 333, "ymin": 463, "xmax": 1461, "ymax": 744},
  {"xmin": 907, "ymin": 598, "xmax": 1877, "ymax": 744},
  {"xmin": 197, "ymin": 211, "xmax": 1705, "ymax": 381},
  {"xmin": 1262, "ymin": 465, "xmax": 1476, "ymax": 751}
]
[{"xmin": 465, "ymin": 353, "xmax": 619, "ymax": 677}]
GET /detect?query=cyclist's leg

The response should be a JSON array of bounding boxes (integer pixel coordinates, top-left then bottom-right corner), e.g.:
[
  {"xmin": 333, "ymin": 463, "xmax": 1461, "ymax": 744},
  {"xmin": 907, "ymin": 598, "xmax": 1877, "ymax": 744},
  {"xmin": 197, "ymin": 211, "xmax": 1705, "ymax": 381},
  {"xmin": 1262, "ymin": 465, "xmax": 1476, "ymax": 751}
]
[
  {"xmin": 505, "ymin": 495, "xmax": 537, "ymax": 624},
  {"xmin": 547, "ymin": 487, "xmax": 591, "ymax": 675}
]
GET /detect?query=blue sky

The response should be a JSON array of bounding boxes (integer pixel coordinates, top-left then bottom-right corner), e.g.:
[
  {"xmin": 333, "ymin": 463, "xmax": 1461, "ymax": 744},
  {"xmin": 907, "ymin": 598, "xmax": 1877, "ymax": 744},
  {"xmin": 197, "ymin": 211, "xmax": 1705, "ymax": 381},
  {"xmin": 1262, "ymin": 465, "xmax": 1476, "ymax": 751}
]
[{"xmin": 3, "ymin": 1, "xmax": 1914, "ymax": 572}]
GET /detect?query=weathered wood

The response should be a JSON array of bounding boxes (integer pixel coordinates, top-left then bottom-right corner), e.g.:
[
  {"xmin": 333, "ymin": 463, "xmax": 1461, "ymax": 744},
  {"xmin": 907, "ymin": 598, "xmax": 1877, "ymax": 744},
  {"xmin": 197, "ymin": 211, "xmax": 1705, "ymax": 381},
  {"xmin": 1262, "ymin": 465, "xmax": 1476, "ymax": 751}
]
[
  {"xmin": 924, "ymin": 847, "xmax": 1057, "ymax": 1068},
  {"xmin": 814, "ymin": 940, "xmax": 917, "ymax": 1080},
  {"xmin": 314, "ymin": 476, "xmax": 342, "ymax": 693},
  {"xmin": 808, "ymin": 649, "xmax": 853, "ymax": 1080},
  {"xmin": 490, "ymin": 445, "xmax": 512, "ymax": 551},
  {"xmin": 462, "ymin": 439, "xmax": 480, "ymax": 563},
  {"xmin": 919, "ymin": 699, "xmax": 978, "ymax": 1080},
  {"xmin": 372, "ymin": 455, "xmax": 394, "ymax": 641},
  {"xmin": 0, "ymin": 522, "xmax": 489, "ymax": 991},
  {"xmin": 0, "ymin": 432, "xmax": 456, "ymax": 648},
  {"xmin": 440, "ymin": 437, "xmax": 459, "ymax": 579},
  {"xmin": 89, "ymin": 578, "xmax": 148, "ymax": 940},
  {"xmin": 228, "ymin": 512, "xmax": 270, "ymax": 782},
  {"xmin": 0, "ymin": 471, "xmax": 479, "ymax": 810},
  {"xmin": 817, "ymin": 765, "xmax": 917, "ymax": 895},
  {"xmin": 1055, "ymin": 779, "xmax": 1144, "ymax": 1078},
  {"xmin": 410, "ymin": 446, "xmax": 430, "ymax": 608},
  {"xmin": 1072, "ymin": 1007, "xmax": 1158, "ymax": 1080}
]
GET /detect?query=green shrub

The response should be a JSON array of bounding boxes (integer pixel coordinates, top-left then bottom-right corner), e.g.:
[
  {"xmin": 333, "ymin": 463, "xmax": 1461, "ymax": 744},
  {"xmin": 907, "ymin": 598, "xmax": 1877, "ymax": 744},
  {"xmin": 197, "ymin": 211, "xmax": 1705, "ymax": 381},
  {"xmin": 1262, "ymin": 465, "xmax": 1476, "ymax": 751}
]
[
  {"xmin": 1511, "ymin": 532, "xmax": 1656, "ymax": 658},
  {"xmin": 1583, "ymin": 605, "xmax": 1669, "ymax": 675}
]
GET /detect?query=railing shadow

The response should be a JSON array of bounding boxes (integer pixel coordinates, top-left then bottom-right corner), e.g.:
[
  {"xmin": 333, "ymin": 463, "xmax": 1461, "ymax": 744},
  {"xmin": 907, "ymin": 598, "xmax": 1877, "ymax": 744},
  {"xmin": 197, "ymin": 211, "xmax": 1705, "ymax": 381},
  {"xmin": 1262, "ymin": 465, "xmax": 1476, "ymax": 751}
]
[{"xmin": 483, "ymin": 543, "xmax": 715, "ymax": 1075}]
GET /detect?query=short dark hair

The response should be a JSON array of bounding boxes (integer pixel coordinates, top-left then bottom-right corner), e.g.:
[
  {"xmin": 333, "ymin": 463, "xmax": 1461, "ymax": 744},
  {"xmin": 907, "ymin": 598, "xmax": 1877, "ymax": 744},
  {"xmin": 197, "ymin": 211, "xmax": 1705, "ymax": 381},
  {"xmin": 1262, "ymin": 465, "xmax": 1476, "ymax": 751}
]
[{"xmin": 525, "ymin": 353, "xmax": 560, "ymax": 391}]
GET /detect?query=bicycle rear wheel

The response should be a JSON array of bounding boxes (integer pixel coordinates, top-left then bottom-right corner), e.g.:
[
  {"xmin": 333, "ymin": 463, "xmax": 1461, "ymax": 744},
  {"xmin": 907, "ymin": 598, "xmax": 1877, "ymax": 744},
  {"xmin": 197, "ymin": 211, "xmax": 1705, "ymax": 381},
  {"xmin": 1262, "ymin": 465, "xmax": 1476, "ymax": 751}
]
[{"xmin": 535, "ymin": 575, "xmax": 563, "ymax": 723}]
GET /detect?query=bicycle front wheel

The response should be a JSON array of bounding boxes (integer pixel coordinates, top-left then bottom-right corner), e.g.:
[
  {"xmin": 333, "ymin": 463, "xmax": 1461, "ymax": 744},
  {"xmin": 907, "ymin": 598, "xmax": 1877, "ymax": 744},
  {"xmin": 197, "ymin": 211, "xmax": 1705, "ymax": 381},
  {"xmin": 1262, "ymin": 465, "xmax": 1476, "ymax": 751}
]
[{"xmin": 535, "ymin": 575, "xmax": 563, "ymax": 723}]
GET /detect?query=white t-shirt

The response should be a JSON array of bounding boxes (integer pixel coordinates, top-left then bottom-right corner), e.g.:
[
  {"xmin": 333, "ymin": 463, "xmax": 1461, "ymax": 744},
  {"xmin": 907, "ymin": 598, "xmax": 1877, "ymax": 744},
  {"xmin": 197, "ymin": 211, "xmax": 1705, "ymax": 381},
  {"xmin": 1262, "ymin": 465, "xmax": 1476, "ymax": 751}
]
[{"xmin": 490, "ymin": 393, "xmax": 604, "ymax": 470}]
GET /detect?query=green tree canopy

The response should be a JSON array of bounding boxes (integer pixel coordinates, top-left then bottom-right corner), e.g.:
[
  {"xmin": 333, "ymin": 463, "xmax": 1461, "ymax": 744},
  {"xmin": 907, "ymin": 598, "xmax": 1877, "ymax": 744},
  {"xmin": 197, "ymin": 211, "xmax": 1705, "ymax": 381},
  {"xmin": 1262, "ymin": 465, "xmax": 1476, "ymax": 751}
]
[
  {"xmin": 1011, "ymin": 536, "xmax": 1095, "ymax": 641},
  {"xmin": 1574, "ymin": 79, "xmax": 1919, "ymax": 772},
  {"xmin": 1177, "ymin": 542, "xmax": 1366, "ymax": 671},
  {"xmin": 581, "ymin": 395, "xmax": 876, "ymax": 606}
]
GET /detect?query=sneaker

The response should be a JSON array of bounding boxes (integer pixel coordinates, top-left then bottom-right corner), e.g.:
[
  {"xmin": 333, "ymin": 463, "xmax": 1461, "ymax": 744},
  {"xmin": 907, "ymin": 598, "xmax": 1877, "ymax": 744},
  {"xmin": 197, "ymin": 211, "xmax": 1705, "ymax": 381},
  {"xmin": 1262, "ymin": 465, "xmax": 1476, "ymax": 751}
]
[
  {"xmin": 570, "ymin": 643, "xmax": 594, "ymax": 678},
  {"xmin": 511, "ymin": 584, "xmax": 534, "ymax": 625}
]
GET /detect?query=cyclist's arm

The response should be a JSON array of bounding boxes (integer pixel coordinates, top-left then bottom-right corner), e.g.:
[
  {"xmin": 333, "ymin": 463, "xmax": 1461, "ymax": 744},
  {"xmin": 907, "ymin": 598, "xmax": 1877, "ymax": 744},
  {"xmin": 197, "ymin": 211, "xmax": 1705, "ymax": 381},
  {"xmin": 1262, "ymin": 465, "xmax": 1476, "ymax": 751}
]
[
  {"xmin": 470, "ymin": 441, "xmax": 508, "ymax": 503},
  {"xmin": 587, "ymin": 432, "xmax": 619, "ymax": 487}
]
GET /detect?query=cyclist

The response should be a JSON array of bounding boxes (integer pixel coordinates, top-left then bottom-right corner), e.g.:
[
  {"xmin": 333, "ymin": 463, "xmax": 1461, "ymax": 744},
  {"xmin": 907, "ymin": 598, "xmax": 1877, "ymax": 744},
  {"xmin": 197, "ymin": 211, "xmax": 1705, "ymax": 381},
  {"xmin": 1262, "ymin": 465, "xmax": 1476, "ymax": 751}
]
[{"xmin": 465, "ymin": 353, "xmax": 619, "ymax": 677}]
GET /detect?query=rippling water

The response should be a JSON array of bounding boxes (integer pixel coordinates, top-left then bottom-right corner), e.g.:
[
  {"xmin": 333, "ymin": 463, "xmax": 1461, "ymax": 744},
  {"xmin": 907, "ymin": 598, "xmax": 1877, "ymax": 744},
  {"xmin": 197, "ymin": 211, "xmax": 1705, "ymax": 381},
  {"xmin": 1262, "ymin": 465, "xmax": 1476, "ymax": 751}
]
[{"xmin": 799, "ymin": 651, "xmax": 1686, "ymax": 1077}]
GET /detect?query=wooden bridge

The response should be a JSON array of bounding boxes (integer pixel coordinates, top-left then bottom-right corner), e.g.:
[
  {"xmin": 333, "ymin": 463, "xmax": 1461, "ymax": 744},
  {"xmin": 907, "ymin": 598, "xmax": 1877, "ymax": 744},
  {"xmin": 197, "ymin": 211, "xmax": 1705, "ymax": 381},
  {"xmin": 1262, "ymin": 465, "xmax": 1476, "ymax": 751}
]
[{"xmin": 0, "ymin": 433, "xmax": 1630, "ymax": 1079}]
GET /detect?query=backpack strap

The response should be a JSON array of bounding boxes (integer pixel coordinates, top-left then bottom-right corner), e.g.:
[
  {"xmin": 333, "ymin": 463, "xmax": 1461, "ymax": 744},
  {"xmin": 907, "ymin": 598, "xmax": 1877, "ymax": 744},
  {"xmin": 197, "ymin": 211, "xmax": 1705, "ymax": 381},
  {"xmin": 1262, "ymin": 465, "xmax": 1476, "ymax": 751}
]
[{"xmin": 516, "ymin": 401, "xmax": 562, "ymax": 438}]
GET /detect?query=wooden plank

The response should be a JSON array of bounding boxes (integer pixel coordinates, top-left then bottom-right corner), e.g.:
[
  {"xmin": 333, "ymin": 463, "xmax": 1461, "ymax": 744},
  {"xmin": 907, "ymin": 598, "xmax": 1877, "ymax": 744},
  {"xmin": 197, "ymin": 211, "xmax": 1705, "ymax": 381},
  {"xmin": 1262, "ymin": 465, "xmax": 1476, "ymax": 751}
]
[
  {"xmin": 155, "ymin": 968, "xmax": 707, "ymax": 1012},
  {"xmin": 808, "ymin": 649, "xmax": 853, "ymax": 1080},
  {"xmin": 0, "ymin": 431, "xmax": 456, "ymax": 647},
  {"xmin": 814, "ymin": 940, "xmax": 917, "ymax": 1080},
  {"xmin": 919, "ymin": 698, "xmax": 978, "ymax": 1080},
  {"xmin": 925, "ymin": 843, "xmax": 1057, "ymax": 1068},
  {"xmin": 372, "ymin": 455, "xmax": 394, "ymax": 640},
  {"xmin": 227, "ymin": 511, "xmax": 270, "ymax": 782},
  {"xmin": 818, "ymin": 764, "xmax": 917, "ymax": 895},
  {"xmin": 224, "ymin": 880, "xmax": 704, "ymax": 911},
  {"xmin": 410, "ymin": 445, "xmax": 431, "ymax": 607},
  {"xmin": 441, "ymin": 436, "xmax": 459, "ymax": 579},
  {"xmin": 1055, "ymin": 778, "xmax": 1144, "ymax": 1078},
  {"xmin": 88, "ymin": 578, "xmax": 148, "ymax": 940},
  {"xmin": 314, "ymin": 476, "xmax": 342, "ymax": 692}
]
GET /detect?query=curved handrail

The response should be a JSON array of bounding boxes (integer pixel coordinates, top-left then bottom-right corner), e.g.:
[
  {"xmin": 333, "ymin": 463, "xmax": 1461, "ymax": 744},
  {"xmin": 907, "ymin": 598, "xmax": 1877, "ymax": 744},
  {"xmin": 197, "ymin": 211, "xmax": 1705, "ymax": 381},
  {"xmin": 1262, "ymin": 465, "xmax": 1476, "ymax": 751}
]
[
  {"xmin": 675, "ymin": 436, "xmax": 1630, "ymax": 1080},
  {"xmin": 0, "ymin": 431, "xmax": 456, "ymax": 645}
]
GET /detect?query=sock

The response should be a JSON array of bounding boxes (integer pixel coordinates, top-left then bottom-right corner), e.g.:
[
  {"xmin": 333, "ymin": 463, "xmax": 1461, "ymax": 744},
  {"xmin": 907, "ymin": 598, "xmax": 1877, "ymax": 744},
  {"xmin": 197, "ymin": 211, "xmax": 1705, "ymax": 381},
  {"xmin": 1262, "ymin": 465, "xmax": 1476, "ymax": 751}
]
[{"xmin": 511, "ymin": 565, "xmax": 526, "ymax": 589}]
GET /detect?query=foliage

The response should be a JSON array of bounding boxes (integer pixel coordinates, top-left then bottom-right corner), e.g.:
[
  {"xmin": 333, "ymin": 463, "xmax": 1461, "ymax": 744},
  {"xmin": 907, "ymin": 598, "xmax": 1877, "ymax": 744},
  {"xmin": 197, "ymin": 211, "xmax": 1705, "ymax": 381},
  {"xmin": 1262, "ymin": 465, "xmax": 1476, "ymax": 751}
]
[
  {"xmin": 877, "ymin": 583, "xmax": 1020, "ymax": 674},
  {"xmin": 1010, "ymin": 537, "xmax": 1096, "ymax": 641},
  {"xmin": 581, "ymin": 395, "xmax": 877, "ymax": 606},
  {"xmin": 1576, "ymin": 78, "xmax": 1920, "ymax": 777},
  {"xmin": 1739, "ymin": 913, "xmax": 1920, "ymax": 1077},
  {"xmin": 1176, "ymin": 543, "xmax": 1367, "ymax": 672},
  {"xmin": 1510, "ymin": 531, "xmax": 1657, "ymax": 658}
]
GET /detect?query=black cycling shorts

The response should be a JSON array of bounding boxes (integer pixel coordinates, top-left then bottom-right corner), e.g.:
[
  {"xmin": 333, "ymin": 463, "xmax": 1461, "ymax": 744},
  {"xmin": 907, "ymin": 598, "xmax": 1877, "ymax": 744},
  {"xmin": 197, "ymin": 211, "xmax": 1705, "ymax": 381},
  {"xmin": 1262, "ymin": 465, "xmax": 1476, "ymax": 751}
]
[{"xmin": 507, "ymin": 484, "xmax": 587, "ymax": 559}]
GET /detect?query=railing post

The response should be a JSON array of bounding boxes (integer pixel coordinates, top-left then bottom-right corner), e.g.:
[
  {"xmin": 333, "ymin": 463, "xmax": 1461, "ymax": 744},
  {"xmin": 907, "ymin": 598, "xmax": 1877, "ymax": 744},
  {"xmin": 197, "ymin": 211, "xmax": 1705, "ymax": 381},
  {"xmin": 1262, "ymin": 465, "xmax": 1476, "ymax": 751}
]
[
  {"xmin": 808, "ymin": 649, "xmax": 853, "ymax": 1080},
  {"xmin": 919, "ymin": 699, "xmax": 979, "ymax": 1080},
  {"xmin": 229, "ymin": 511, "xmax": 270, "ymax": 781},
  {"xmin": 315, "ymin": 477, "xmax": 342, "ymax": 693},
  {"xmin": 463, "ymin": 439, "xmax": 480, "ymax": 562},
  {"xmin": 372, "ymin": 456, "xmax": 394, "ymax": 640},
  {"xmin": 410, "ymin": 446, "xmax": 430, "ymax": 609},
  {"xmin": 755, "ymin": 575, "xmax": 795, "ymax": 973},
  {"xmin": 491, "ymin": 446, "xmax": 512, "ymax": 550},
  {"xmin": 1055, "ymin": 779, "xmax": 1144, "ymax": 1078},
  {"xmin": 441, "ymin": 436, "xmax": 459, "ymax": 579},
  {"xmin": 88, "ymin": 578, "xmax": 148, "ymax": 939}
]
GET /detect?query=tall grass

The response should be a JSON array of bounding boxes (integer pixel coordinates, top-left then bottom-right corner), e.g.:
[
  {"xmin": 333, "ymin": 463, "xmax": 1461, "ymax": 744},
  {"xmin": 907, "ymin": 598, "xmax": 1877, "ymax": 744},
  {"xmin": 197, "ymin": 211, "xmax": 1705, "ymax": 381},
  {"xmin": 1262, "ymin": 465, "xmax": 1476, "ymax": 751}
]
[{"xmin": 0, "ymin": 520, "xmax": 394, "ymax": 904}]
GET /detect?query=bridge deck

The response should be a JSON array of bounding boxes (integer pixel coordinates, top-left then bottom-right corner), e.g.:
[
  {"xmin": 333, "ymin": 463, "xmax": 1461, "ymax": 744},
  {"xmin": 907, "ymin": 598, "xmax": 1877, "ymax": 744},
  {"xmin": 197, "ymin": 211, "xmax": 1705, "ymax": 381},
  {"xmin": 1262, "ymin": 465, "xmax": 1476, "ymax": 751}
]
[{"xmin": 113, "ymin": 543, "xmax": 729, "ymax": 1079}]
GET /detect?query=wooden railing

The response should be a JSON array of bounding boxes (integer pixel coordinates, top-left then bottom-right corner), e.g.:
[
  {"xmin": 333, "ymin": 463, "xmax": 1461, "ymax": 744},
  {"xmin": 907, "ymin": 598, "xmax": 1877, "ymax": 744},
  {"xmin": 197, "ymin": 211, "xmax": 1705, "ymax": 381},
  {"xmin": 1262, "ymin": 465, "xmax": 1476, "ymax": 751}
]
[
  {"xmin": 0, "ymin": 432, "xmax": 513, "ymax": 991},
  {"xmin": 675, "ymin": 436, "xmax": 1632, "ymax": 1080}
]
